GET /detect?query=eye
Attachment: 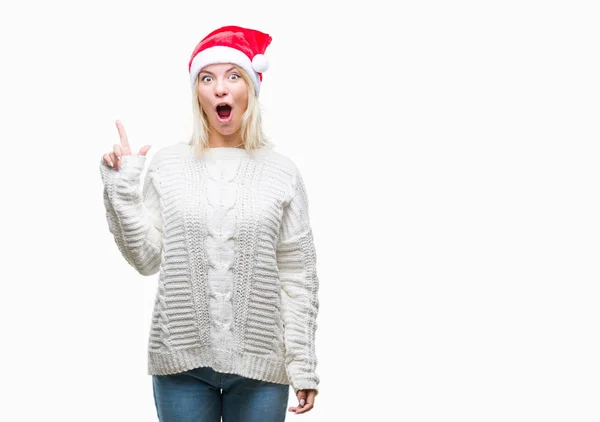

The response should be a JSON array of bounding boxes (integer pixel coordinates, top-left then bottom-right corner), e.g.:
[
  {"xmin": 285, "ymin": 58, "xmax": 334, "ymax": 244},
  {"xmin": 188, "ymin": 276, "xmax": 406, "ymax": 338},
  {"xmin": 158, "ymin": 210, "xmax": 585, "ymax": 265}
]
[
  {"xmin": 201, "ymin": 75, "xmax": 213, "ymax": 82},
  {"xmin": 229, "ymin": 73, "xmax": 240, "ymax": 80}
]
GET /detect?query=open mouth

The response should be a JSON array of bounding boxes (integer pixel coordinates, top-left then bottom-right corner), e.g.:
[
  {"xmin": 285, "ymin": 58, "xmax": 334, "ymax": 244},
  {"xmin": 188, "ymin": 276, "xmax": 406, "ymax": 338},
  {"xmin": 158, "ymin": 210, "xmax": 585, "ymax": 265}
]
[{"xmin": 216, "ymin": 104, "xmax": 232, "ymax": 121}]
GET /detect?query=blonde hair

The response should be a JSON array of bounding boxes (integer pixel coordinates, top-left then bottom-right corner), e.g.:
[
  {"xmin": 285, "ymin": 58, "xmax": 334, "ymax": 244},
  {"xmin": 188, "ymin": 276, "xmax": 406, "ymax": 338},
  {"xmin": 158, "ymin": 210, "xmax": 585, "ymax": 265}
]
[{"xmin": 188, "ymin": 64, "xmax": 272, "ymax": 157}]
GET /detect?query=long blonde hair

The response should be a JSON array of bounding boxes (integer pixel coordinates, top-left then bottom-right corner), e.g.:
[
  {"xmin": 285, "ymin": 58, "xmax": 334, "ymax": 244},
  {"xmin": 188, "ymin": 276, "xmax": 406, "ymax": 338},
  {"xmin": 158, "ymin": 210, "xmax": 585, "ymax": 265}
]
[{"xmin": 188, "ymin": 65, "xmax": 272, "ymax": 157}]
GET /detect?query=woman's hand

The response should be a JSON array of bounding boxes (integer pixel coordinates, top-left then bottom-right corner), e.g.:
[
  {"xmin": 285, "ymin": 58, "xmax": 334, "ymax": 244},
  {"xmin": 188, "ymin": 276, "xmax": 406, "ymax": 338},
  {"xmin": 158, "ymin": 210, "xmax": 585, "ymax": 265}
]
[
  {"xmin": 102, "ymin": 120, "xmax": 152, "ymax": 171},
  {"xmin": 288, "ymin": 389, "xmax": 317, "ymax": 414}
]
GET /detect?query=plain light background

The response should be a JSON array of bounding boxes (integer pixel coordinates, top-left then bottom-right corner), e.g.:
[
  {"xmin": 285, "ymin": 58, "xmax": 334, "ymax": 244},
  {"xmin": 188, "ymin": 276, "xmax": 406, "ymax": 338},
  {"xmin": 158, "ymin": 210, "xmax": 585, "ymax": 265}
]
[{"xmin": 1, "ymin": 0, "xmax": 598, "ymax": 421}]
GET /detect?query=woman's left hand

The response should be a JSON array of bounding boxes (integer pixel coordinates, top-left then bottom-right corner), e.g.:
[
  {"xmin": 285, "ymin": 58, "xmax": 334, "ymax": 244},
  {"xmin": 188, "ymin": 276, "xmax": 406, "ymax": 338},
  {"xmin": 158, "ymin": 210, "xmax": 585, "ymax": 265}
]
[{"xmin": 288, "ymin": 389, "xmax": 317, "ymax": 414}]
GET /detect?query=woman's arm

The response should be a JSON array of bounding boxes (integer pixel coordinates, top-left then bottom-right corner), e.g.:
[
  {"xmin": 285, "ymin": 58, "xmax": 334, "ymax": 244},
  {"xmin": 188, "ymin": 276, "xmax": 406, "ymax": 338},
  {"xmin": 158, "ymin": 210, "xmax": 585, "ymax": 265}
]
[
  {"xmin": 277, "ymin": 166, "xmax": 320, "ymax": 395},
  {"xmin": 99, "ymin": 154, "xmax": 163, "ymax": 276}
]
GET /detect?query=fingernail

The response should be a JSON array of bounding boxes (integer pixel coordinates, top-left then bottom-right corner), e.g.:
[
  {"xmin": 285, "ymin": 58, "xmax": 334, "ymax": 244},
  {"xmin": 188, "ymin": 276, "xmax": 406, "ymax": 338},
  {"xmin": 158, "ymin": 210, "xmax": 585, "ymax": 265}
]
[
  {"xmin": 108, "ymin": 161, "xmax": 113, "ymax": 167},
  {"xmin": 117, "ymin": 155, "xmax": 121, "ymax": 161},
  {"xmin": 300, "ymin": 399, "xmax": 305, "ymax": 406}
]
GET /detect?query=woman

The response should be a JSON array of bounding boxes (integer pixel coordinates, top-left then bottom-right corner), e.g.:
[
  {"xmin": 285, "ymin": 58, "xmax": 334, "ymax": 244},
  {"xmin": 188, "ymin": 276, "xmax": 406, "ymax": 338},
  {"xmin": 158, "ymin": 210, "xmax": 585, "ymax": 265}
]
[{"xmin": 99, "ymin": 25, "xmax": 320, "ymax": 421}]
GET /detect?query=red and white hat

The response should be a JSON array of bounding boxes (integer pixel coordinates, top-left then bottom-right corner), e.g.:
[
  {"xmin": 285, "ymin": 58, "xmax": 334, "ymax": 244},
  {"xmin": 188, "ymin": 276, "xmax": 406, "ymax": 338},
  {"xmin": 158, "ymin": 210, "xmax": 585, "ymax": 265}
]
[{"xmin": 188, "ymin": 25, "xmax": 272, "ymax": 96}]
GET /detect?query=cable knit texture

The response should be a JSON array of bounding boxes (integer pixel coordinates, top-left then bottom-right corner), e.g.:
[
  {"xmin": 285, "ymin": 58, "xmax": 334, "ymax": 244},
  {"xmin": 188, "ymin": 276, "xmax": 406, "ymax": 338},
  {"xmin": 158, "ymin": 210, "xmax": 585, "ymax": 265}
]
[{"xmin": 99, "ymin": 143, "xmax": 320, "ymax": 394}]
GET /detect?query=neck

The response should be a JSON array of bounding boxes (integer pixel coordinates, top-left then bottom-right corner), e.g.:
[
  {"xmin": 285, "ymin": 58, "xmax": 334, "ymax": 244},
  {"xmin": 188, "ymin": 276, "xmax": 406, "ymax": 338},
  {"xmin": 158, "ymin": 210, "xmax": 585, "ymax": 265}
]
[{"xmin": 208, "ymin": 130, "xmax": 244, "ymax": 149}]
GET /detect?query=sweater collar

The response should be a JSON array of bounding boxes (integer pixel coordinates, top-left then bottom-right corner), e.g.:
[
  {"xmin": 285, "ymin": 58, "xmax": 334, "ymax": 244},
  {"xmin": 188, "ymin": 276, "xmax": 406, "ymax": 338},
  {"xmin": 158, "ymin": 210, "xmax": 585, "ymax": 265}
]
[
  {"xmin": 190, "ymin": 145, "xmax": 273, "ymax": 160},
  {"xmin": 201, "ymin": 147, "xmax": 248, "ymax": 160}
]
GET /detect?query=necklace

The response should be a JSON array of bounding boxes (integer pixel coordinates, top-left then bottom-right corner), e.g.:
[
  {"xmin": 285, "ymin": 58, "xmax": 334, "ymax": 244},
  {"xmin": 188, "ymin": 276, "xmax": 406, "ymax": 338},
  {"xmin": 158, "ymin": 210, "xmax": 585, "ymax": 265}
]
[{"xmin": 210, "ymin": 142, "xmax": 244, "ymax": 148}]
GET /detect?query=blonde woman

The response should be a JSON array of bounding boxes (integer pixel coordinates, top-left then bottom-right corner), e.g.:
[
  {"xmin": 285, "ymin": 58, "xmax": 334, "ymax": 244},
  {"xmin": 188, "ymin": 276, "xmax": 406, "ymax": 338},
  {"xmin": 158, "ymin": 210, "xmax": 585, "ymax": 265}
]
[{"xmin": 99, "ymin": 26, "xmax": 320, "ymax": 422}]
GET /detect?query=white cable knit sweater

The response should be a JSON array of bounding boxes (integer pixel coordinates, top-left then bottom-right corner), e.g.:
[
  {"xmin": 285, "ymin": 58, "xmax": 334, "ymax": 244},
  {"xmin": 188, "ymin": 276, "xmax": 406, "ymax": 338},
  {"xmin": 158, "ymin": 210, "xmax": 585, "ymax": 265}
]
[{"xmin": 99, "ymin": 142, "xmax": 320, "ymax": 394}]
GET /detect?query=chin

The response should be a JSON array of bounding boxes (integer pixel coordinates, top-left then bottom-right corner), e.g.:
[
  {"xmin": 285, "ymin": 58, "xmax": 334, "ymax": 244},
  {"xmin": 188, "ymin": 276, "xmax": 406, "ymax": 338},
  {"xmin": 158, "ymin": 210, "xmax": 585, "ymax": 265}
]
[
  {"xmin": 213, "ymin": 123, "xmax": 242, "ymax": 136},
  {"xmin": 215, "ymin": 128, "xmax": 237, "ymax": 136}
]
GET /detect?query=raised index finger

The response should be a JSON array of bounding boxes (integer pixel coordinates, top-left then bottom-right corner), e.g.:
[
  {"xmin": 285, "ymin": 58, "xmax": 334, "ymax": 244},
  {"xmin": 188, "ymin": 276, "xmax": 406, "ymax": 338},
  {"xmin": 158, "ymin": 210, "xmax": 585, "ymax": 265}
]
[{"xmin": 115, "ymin": 120, "xmax": 131, "ymax": 150}]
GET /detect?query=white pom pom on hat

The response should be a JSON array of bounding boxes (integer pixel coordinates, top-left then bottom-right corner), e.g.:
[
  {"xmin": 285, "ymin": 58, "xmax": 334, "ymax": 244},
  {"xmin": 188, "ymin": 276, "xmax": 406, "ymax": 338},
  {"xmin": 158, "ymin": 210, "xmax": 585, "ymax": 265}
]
[
  {"xmin": 188, "ymin": 26, "xmax": 272, "ymax": 96},
  {"xmin": 251, "ymin": 54, "xmax": 268, "ymax": 73}
]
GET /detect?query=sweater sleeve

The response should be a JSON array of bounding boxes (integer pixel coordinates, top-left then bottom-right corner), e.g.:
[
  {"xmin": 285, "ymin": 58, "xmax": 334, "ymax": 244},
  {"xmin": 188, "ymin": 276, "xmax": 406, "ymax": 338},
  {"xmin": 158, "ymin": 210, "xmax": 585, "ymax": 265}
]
[
  {"xmin": 277, "ymin": 167, "xmax": 320, "ymax": 395},
  {"xmin": 99, "ymin": 154, "xmax": 163, "ymax": 276}
]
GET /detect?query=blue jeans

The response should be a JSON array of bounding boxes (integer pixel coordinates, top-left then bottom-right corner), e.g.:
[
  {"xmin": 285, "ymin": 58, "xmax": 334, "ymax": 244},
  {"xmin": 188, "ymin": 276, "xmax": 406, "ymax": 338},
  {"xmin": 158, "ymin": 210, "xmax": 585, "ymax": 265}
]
[{"xmin": 152, "ymin": 366, "xmax": 290, "ymax": 422}]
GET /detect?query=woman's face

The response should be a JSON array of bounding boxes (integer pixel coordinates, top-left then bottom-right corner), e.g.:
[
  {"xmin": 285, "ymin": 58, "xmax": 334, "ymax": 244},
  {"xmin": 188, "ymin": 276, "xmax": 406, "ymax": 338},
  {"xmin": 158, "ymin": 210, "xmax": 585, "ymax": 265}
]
[{"xmin": 197, "ymin": 63, "xmax": 249, "ymax": 137}]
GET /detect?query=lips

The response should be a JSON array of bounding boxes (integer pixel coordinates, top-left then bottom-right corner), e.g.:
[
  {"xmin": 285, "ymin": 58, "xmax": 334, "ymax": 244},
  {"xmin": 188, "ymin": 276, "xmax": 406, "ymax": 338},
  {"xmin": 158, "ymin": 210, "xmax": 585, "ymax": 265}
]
[{"xmin": 216, "ymin": 103, "xmax": 232, "ymax": 122}]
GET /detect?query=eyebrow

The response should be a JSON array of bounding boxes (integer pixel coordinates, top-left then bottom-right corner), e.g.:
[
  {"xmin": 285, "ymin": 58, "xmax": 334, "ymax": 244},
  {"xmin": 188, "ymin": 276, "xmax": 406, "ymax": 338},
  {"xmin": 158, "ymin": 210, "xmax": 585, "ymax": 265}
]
[{"xmin": 199, "ymin": 66, "xmax": 238, "ymax": 76}]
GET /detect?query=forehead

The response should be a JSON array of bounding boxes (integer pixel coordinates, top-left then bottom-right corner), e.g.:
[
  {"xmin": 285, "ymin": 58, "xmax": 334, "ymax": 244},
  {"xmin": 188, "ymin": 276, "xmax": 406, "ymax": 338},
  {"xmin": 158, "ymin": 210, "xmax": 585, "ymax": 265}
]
[{"xmin": 200, "ymin": 63, "xmax": 237, "ymax": 73}]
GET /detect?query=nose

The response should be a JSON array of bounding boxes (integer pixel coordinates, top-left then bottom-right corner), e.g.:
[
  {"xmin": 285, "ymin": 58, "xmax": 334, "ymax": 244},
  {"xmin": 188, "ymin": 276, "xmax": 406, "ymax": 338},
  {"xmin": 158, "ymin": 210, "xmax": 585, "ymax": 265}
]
[{"xmin": 214, "ymin": 78, "xmax": 229, "ymax": 97}]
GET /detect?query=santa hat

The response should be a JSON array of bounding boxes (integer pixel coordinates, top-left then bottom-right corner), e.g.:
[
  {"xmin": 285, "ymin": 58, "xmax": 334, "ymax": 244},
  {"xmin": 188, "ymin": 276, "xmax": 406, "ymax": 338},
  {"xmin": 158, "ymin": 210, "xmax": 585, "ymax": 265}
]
[{"xmin": 188, "ymin": 25, "xmax": 272, "ymax": 96}]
